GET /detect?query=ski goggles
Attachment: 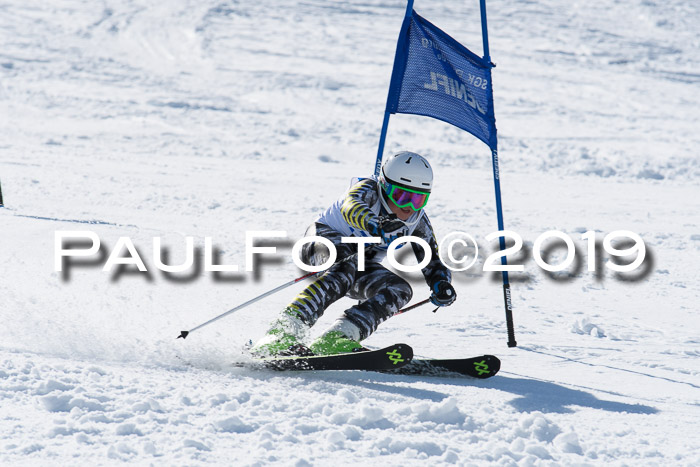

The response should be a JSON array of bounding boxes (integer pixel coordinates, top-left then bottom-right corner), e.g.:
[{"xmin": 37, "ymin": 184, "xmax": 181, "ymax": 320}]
[{"xmin": 381, "ymin": 181, "xmax": 430, "ymax": 211}]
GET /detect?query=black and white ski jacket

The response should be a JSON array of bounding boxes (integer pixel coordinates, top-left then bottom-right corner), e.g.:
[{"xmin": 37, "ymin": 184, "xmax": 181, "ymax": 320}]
[{"xmin": 316, "ymin": 177, "xmax": 451, "ymax": 288}]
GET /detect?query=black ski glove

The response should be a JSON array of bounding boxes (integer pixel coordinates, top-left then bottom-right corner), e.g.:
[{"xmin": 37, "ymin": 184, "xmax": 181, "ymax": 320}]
[
  {"xmin": 368, "ymin": 215, "xmax": 407, "ymax": 244},
  {"xmin": 430, "ymin": 280, "xmax": 456, "ymax": 307}
]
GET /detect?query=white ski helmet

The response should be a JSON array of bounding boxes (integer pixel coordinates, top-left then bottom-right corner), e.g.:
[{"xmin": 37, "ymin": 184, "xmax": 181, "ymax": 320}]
[{"xmin": 380, "ymin": 151, "xmax": 433, "ymax": 192}]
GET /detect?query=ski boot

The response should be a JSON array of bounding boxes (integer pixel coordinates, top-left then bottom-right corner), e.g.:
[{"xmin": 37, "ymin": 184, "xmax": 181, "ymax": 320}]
[
  {"xmin": 309, "ymin": 319, "xmax": 367, "ymax": 356},
  {"xmin": 250, "ymin": 307, "xmax": 309, "ymax": 357}
]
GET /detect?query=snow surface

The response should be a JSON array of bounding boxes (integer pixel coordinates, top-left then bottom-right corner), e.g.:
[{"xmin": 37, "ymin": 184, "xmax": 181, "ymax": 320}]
[{"xmin": 1, "ymin": 0, "xmax": 699, "ymax": 464}]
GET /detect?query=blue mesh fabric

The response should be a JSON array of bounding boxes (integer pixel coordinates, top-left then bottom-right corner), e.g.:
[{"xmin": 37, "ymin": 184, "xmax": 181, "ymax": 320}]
[{"xmin": 387, "ymin": 12, "xmax": 497, "ymax": 150}]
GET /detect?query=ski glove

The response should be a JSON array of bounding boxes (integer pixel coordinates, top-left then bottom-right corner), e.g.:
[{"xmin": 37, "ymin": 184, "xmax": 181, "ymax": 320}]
[
  {"xmin": 368, "ymin": 215, "xmax": 407, "ymax": 244},
  {"xmin": 430, "ymin": 280, "xmax": 456, "ymax": 307}
]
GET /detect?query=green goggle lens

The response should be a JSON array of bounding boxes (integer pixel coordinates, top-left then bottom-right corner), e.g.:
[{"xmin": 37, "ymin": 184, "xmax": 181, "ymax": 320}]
[{"xmin": 383, "ymin": 182, "xmax": 430, "ymax": 211}]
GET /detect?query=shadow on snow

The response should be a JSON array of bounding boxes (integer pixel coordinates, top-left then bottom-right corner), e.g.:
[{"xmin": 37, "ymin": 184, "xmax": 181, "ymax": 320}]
[{"xmin": 483, "ymin": 375, "xmax": 658, "ymax": 414}]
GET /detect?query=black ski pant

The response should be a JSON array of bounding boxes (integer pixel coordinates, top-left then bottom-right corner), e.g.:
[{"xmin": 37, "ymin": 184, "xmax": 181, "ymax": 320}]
[{"xmin": 287, "ymin": 222, "xmax": 412, "ymax": 340}]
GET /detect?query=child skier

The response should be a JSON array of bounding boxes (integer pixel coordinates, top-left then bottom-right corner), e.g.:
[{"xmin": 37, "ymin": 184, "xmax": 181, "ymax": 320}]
[{"xmin": 252, "ymin": 151, "xmax": 456, "ymax": 356}]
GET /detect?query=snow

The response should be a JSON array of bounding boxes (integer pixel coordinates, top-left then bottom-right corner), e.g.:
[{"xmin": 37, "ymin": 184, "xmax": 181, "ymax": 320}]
[{"xmin": 1, "ymin": 0, "xmax": 699, "ymax": 464}]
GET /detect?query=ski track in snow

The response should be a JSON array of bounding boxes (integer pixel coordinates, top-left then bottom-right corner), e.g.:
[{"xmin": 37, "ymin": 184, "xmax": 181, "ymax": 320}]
[{"xmin": 1, "ymin": 0, "xmax": 699, "ymax": 464}]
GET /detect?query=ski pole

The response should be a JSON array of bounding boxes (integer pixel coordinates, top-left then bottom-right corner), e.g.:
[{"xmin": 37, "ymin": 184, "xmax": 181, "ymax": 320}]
[
  {"xmin": 177, "ymin": 270, "xmax": 319, "ymax": 339},
  {"xmin": 177, "ymin": 248, "xmax": 369, "ymax": 340},
  {"xmin": 392, "ymin": 297, "xmax": 437, "ymax": 316}
]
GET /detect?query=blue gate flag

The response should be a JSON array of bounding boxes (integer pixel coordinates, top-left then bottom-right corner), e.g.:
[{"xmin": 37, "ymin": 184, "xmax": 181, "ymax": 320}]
[{"xmin": 386, "ymin": 11, "xmax": 497, "ymax": 150}]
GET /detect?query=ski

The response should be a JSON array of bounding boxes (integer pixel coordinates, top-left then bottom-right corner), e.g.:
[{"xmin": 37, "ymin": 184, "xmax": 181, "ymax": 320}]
[
  {"xmin": 381, "ymin": 354, "xmax": 500, "ymax": 378},
  {"xmin": 239, "ymin": 343, "xmax": 413, "ymax": 372}
]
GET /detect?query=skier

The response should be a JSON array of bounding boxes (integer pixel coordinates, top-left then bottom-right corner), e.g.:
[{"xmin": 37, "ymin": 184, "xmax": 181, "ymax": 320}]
[{"xmin": 251, "ymin": 151, "xmax": 456, "ymax": 356}]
